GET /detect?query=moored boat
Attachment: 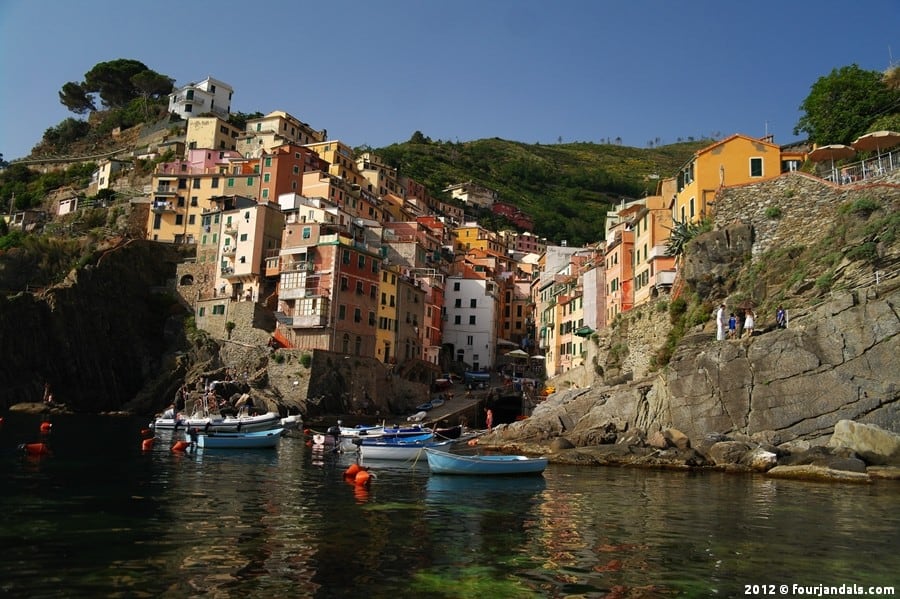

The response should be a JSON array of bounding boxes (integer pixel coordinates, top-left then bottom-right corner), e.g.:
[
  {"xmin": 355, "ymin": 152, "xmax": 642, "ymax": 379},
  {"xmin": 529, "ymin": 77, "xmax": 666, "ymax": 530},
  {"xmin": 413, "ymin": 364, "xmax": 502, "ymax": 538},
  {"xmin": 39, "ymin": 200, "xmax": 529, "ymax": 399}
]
[
  {"xmin": 195, "ymin": 427, "xmax": 284, "ymax": 449},
  {"xmin": 424, "ymin": 448, "xmax": 547, "ymax": 475},
  {"xmin": 358, "ymin": 437, "xmax": 453, "ymax": 461},
  {"xmin": 152, "ymin": 410, "xmax": 282, "ymax": 433}
]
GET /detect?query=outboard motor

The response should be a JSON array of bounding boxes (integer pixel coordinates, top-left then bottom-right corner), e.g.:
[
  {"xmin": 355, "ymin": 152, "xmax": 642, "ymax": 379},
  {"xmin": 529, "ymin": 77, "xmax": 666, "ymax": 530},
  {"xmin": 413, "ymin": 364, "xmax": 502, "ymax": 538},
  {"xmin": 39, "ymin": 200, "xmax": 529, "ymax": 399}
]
[{"xmin": 327, "ymin": 426, "xmax": 342, "ymax": 452}]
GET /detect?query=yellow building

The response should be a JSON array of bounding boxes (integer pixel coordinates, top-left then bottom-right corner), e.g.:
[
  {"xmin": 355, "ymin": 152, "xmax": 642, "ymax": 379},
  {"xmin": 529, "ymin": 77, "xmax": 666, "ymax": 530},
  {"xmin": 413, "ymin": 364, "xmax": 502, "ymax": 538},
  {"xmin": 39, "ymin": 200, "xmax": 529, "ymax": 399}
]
[
  {"xmin": 146, "ymin": 150, "xmax": 259, "ymax": 244},
  {"xmin": 185, "ymin": 116, "xmax": 241, "ymax": 152},
  {"xmin": 672, "ymin": 134, "xmax": 782, "ymax": 225},
  {"xmin": 305, "ymin": 140, "xmax": 368, "ymax": 189},
  {"xmin": 451, "ymin": 222, "xmax": 503, "ymax": 254},
  {"xmin": 237, "ymin": 111, "xmax": 326, "ymax": 158}
]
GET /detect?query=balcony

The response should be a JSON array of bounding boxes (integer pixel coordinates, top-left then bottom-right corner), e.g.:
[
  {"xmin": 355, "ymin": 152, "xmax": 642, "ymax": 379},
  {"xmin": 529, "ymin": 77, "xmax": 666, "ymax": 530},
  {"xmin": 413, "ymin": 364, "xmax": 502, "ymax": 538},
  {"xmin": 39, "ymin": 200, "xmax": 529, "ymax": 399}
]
[
  {"xmin": 279, "ymin": 286, "xmax": 326, "ymax": 301},
  {"xmin": 285, "ymin": 261, "xmax": 314, "ymax": 273},
  {"xmin": 174, "ymin": 94, "xmax": 205, "ymax": 107},
  {"xmin": 224, "ymin": 224, "xmax": 238, "ymax": 236},
  {"xmin": 154, "ymin": 186, "xmax": 177, "ymax": 196},
  {"xmin": 289, "ymin": 313, "xmax": 329, "ymax": 328},
  {"xmin": 655, "ymin": 270, "xmax": 677, "ymax": 288},
  {"xmin": 151, "ymin": 201, "xmax": 176, "ymax": 213},
  {"xmin": 223, "ymin": 245, "xmax": 236, "ymax": 255}
]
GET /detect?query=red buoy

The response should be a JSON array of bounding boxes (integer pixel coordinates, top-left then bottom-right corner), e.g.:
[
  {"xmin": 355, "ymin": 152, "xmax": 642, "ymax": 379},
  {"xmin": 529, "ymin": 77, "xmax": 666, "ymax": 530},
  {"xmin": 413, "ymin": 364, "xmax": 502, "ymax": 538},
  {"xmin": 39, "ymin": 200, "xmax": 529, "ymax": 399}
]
[
  {"xmin": 354, "ymin": 469, "xmax": 371, "ymax": 487},
  {"xmin": 40, "ymin": 422, "xmax": 53, "ymax": 433},
  {"xmin": 344, "ymin": 463, "xmax": 361, "ymax": 479},
  {"xmin": 171, "ymin": 440, "xmax": 190, "ymax": 452},
  {"xmin": 141, "ymin": 438, "xmax": 155, "ymax": 451}
]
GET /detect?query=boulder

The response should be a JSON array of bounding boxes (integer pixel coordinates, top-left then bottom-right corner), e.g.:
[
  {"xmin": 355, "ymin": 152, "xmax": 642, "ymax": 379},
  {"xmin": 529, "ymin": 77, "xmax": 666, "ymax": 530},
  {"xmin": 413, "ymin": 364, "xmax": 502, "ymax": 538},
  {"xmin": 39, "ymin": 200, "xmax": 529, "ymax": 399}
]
[
  {"xmin": 826, "ymin": 420, "xmax": 900, "ymax": 465},
  {"xmin": 549, "ymin": 437, "xmax": 576, "ymax": 452},
  {"xmin": 707, "ymin": 441, "xmax": 753, "ymax": 466},
  {"xmin": 663, "ymin": 427, "xmax": 691, "ymax": 449},
  {"xmin": 741, "ymin": 447, "xmax": 778, "ymax": 471},
  {"xmin": 647, "ymin": 430, "xmax": 669, "ymax": 449}
]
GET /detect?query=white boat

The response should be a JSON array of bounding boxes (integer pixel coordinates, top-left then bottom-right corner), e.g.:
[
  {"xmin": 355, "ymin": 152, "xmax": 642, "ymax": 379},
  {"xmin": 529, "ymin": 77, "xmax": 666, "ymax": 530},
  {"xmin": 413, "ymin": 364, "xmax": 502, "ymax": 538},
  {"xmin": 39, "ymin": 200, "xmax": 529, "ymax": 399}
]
[
  {"xmin": 424, "ymin": 448, "xmax": 548, "ymax": 475},
  {"xmin": 280, "ymin": 414, "xmax": 303, "ymax": 432},
  {"xmin": 152, "ymin": 410, "xmax": 282, "ymax": 433},
  {"xmin": 195, "ymin": 427, "xmax": 284, "ymax": 449},
  {"xmin": 358, "ymin": 438, "xmax": 454, "ymax": 461}
]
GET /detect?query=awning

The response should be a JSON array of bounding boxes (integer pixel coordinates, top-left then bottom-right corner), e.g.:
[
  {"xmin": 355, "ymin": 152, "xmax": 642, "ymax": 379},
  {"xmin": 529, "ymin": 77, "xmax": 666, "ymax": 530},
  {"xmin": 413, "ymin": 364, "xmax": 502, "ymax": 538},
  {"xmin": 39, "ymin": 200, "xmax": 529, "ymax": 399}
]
[
  {"xmin": 574, "ymin": 326, "xmax": 595, "ymax": 337},
  {"xmin": 496, "ymin": 338, "xmax": 518, "ymax": 347}
]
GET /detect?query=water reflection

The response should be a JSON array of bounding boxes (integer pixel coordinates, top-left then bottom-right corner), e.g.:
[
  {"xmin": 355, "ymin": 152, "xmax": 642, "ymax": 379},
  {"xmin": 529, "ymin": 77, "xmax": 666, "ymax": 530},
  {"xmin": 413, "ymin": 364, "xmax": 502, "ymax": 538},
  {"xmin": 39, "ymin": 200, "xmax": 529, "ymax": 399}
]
[{"xmin": 0, "ymin": 413, "xmax": 898, "ymax": 598}]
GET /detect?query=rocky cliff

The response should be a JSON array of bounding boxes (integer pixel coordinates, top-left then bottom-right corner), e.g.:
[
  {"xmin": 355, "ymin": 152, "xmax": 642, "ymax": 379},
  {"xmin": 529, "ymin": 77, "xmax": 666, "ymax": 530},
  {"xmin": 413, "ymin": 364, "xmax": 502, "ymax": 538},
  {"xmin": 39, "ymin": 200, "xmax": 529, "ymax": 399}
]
[{"xmin": 485, "ymin": 171, "xmax": 900, "ymax": 459}]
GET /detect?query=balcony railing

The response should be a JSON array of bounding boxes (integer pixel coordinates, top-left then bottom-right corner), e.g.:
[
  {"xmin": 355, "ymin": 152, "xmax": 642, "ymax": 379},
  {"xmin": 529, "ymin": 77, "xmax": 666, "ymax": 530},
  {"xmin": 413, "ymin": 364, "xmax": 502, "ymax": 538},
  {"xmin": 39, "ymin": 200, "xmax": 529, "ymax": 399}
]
[{"xmin": 151, "ymin": 201, "xmax": 176, "ymax": 213}]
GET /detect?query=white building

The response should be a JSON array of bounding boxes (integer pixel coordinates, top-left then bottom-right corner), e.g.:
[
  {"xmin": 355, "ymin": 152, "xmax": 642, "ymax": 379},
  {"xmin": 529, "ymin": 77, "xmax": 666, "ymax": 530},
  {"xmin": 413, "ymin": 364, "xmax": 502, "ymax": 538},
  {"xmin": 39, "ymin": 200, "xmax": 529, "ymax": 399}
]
[
  {"xmin": 169, "ymin": 77, "xmax": 233, "ymax": 120},
  {"xmin": 443, "ymin": 272, "xmax": 498, "ymax": 371}
]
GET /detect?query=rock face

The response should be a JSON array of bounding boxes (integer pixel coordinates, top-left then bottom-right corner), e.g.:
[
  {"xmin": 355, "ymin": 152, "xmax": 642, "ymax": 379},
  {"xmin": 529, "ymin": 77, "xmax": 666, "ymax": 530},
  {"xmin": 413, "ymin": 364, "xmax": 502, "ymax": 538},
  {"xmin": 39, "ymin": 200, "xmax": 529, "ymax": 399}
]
[
  {"xmin": 827, "ymin": 420, "xmax": 900, "ymax": 465},
  {"xmin": 0, "ymin": 241, "xmax": 188, "ymax": 412}
]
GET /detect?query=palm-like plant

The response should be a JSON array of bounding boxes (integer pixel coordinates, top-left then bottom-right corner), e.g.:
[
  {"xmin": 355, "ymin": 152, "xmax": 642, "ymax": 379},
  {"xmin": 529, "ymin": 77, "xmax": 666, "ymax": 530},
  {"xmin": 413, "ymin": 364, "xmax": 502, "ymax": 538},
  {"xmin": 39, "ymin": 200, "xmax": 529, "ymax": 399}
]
[{"xmin": 665, "ymin": 218, "xmax": 704, "ymax": 257}]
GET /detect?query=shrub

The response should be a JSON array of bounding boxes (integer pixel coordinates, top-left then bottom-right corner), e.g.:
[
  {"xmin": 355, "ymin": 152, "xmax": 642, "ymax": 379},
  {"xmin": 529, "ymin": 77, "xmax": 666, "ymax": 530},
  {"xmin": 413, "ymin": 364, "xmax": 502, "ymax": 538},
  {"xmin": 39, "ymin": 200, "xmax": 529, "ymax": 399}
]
[
  {"xmin": 300, "ymin": 353, "xmax": 312, "ymax": 368},
  {"xmin": 765, "ymin": 206, "xmax": 782, "ymax": 219}
]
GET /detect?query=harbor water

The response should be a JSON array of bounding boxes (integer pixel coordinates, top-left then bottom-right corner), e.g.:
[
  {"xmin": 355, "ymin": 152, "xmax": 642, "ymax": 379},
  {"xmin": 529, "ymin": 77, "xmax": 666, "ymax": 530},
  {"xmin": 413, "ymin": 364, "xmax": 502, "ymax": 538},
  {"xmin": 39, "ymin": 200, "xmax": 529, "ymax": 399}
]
[{"xmin": 1, "ymin": 412, "xmax": 897, "ymax": 598}]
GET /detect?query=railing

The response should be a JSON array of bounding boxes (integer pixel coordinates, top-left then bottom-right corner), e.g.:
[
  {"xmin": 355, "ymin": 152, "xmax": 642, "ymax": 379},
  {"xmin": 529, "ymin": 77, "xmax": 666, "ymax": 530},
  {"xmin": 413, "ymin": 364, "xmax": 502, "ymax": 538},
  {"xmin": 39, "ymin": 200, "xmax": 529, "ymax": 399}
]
[{"xmin": 823, "ymin": 147, "xmax": 898, "ymax": 185}]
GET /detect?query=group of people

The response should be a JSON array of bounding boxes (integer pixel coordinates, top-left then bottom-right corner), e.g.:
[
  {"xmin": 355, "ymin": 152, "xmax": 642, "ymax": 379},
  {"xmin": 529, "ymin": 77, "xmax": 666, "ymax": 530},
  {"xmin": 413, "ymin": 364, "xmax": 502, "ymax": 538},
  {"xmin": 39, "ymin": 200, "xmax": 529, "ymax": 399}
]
[{"xmin": 716, "ymin": 304, "xmax": 786, "ymax": 341}]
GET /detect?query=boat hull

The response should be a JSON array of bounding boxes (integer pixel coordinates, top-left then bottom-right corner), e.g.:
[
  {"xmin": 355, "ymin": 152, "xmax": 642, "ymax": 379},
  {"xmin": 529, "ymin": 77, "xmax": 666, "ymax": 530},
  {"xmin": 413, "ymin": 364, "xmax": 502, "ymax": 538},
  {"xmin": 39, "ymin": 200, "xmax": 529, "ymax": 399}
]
[
  {"xmin": 359, "ymin": 438, "xmax": 454, "ymax": 461},
  {"xmin": 153, "ymin": 411, "xmax": 282, "ymax": 433},
  {"xmin": 424, "ymin": 448, "xmax": 547, "ymax": 475},
  {"xmin": 196, "ymin": 428, "xmax": 284, "ymax": 449}
]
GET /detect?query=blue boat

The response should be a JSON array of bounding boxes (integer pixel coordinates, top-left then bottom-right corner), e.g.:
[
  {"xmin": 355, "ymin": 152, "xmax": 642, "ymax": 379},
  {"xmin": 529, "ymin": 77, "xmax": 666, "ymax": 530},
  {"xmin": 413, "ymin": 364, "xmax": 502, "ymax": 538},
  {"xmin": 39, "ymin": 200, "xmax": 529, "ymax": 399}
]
[
  {"xmin": 424, "ymin": 448, "xmax": 547, "ymax": 475},
  {"xmin": 195, "ymin": 427, "xmax": 284, "ymax": 449}
]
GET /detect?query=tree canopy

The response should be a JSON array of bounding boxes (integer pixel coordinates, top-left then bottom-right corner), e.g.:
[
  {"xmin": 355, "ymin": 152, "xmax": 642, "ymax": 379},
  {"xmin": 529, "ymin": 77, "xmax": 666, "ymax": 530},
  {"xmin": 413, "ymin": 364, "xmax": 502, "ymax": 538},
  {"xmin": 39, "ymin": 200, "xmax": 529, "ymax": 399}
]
[
  {"xmin": 794, "ymin": 64, "xmax": 900, "ymax": 145},
  {"xmin": 59, "ymin": 59, "xmax": 174, "ymax": 113}
]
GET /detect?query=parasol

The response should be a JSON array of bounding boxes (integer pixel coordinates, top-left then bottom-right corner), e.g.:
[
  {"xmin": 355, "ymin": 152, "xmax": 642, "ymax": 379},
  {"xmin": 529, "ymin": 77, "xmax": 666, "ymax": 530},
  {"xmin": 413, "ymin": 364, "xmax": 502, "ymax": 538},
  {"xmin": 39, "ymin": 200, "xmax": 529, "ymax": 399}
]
[
  {"xmin": 807, "ymin": 144, "xmax": 856, "ymax": 182},
  {"xmin": 851, "ymin": 131, "xmax": 900, "ymax": 173}
]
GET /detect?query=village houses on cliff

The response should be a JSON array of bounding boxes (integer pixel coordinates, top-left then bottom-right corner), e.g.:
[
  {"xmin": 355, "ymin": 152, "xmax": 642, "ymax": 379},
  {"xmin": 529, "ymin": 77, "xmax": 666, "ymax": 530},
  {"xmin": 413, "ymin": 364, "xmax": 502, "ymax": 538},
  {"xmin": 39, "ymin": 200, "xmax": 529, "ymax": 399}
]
[{"xmin": 111, "ymin": 75, "xmax": 837, "ymax": 386}]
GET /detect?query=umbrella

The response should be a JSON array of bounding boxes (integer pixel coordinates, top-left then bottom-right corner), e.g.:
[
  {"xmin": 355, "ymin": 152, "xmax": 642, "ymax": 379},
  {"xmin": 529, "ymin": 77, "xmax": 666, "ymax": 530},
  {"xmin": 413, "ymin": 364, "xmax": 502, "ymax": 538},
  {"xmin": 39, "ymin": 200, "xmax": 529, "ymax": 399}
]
[
  {"xmin": 506, "ymin": 349, "xmax": 529, "ymax": 358},
  {"xmin": 852, "ymin": 131, "xmax": 900, "ymax": 173},
  {"xmin": 529, "ymin": 355, "xmax": 546, "ymax": 361},
  {"xmin": 807, "ymin": 144, "xmax": 856, "ymax": 182}
]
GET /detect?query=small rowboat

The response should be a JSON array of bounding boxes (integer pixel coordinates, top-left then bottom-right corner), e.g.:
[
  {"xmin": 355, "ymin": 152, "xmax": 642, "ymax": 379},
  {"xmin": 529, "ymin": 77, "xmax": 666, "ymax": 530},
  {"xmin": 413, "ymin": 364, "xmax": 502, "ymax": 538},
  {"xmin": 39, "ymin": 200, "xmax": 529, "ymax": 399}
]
[
  {"xmin": 424, "ymin": 448, "xmax": 547, "ymax": 475},
  {"xmin": 195, "ymin": 427, "xmax": 284, "ymax": 449},
  {"xmin": 358, "ymin": 437, "xmax": 453, "ymax": 461}
]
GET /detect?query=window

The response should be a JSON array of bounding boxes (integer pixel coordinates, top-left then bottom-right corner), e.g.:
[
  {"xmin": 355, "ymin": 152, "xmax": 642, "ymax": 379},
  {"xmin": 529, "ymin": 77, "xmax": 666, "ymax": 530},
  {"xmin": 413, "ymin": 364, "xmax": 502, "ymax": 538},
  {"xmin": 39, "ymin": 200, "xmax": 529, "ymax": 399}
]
[
  {"xmin": 188, "ymin": 215, "xmax": 195, "ymax": 225},
  {"xmin": 340, "ymin": 277, "xmax": 349, "ymax": 291},
  {"xmin": 356, "ymin": 281, "xmax": 364, "ymax": 295},
  {"xmin": 750, "ymin": 157, "xmax": 763, "ymax": 177},
  {"xmin": 227, "ymin": 178, "xmax": 234, "ymax": 187},
  {"xmin": 358, "ymin": 254, "xmax": 365, "ymax": 268},
  {"xmin": 240, "ymin": 234, "xmax": 248, "ymax": 242},
  {"xmin": 469, "ymin": 315, "xmax": 476, "ymax": 325},
  {"xmin": 178, "ymin": 178, "xmax": 187, "ymax": 189},
  {"xmin": 190, "ymin": 196, "xmax": 198, "ymax": 207},
  {"xmin": 467, "ymin": 335, "xmax": 474, "ymax": 345},
  {"xmin": 212, "ymin": 304, "xmax": 225, "ymax": 315},
  {"xmin": 184, "ymin": 104, "xmax": 193, "ymax": 113},
  {"xmin": 470, "ymin": 298, "xmax": 477, "ymax": 308},
  {"xmin": 454, "ymin": 315, "xmax": 461, "ymax": 325},
  {"xmin": 353, "ymin": 308, "xmax": 362, "ymax": 323},
  {"xmin": 263, "ymin": 173, "xmax": 270, "ymax": 183},
  {"xmin": 246, "ymin": 177, "xmax": 254, "ymax": 186},
  {"xmin": 454, "ymin": 298, "xmax": 462, "ymax": 308},
  {"xmin": 342, "ymin": 250, "xmax": 351, "ymax": 265},
  {"xmin": 198, "ymin": 307, "xmax": 205, "ymax": 316},
  {"xmin": 262, "ymin": 188, "xmax": 269, "ymax": 199},
  {"xmin": 175, "ymin": 215, "xmax": 183, "ymax": 225},
  {"xmin": 193, "ymin": 179, "xmax": 201, "ymax": 189},
  {"xmin": 338, "ymin": 305, "xmax": 346, "ymax": 320},
  {"xmin": 453, "ymin": 282, "xmax": 460, "ymax": 291},
  {"xmin": 302, "ymin": 227, "xmax": 311, "ymax": 239},
  {"xmin": 264, "ymin": 157, "xmax": 272, "ymax": 167}
]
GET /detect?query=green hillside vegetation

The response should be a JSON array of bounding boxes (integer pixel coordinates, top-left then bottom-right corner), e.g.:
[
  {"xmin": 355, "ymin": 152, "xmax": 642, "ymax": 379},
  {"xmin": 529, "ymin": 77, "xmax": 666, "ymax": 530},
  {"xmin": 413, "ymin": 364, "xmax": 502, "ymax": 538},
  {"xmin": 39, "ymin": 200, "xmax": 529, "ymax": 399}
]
[{"xmin": 375, "ymin": 135, "xmax": 706, "ymax": 246}]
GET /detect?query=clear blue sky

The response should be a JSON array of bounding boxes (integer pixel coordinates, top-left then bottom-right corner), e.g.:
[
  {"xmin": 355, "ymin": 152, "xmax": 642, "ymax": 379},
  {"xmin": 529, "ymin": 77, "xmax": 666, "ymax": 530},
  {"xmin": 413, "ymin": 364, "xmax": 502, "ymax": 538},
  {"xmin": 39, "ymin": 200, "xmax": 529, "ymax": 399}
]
[{"xmin": 1, "ymin": 0, "xmax": 898, "ymax": 161}]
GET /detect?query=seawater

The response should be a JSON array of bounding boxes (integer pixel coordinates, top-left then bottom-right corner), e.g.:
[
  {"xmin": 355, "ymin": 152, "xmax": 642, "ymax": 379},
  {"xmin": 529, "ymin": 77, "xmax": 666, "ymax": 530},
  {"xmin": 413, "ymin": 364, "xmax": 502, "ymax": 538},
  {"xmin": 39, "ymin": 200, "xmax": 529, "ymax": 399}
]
[{"xmin": 0, "ymin": 412, "xmax": 897, "ymax": 598}]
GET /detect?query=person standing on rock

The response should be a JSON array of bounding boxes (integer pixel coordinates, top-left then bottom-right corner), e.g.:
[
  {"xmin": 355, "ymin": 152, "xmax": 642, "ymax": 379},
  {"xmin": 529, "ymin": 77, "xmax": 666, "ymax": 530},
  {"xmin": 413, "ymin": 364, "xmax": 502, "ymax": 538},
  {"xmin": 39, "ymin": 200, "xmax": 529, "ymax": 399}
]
[
  {"xmin": 743, "ymin": 308, "xmax": 755, "ymax": 337},
  {"xmin": 728, "ymin": 312, "xmax": 737, "ymax": 339},
  {"xmin": 716, "ymin": 304, "xmax": 726, "ymax": 341}
]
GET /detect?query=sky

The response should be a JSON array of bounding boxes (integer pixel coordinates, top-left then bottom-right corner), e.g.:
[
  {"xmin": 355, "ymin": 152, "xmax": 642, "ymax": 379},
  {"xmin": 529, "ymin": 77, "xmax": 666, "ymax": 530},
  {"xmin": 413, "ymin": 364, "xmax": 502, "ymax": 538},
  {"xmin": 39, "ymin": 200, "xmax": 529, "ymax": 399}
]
[{"xmin": 1, "ymin": 0, "xmax": 898, "ymax": 162}]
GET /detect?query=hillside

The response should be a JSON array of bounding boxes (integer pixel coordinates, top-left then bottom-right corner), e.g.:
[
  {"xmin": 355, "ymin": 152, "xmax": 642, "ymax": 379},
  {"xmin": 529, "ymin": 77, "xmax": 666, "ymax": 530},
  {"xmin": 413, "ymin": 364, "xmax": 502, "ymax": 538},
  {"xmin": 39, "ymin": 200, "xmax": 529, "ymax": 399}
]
[{"xmin": 376, "ymin": 137, "xmax": 706, "ymax": 245}]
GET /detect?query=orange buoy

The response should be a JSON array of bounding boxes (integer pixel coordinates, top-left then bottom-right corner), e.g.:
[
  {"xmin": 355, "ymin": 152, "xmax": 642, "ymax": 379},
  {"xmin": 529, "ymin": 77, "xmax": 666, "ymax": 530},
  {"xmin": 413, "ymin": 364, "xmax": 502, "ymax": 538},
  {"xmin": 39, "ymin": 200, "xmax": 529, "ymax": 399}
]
[
  {"xmin": 40, "ymin": 422, "xmax": 53, "ymax": 433},
  {"xmin": 141, "ymin": 438, "xmax": 155, "ymax": 451},
  {"xmin": 171, "ymin": 440, "xmax": 190, "ymax": 452},
  {"xmin": 467, "ymin": 438, "xmax": 479, "ymax": 446},
  {"xmin": 344, "ymin": 463, "xmax": 361, "ymax": 478},
  {"xmin": 23, "ymin": 442, "xmax": 51, "ymax": 457},
  {"xmin": 354, "ymin": 469, "xmax": 371, "ymax": 487}
]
